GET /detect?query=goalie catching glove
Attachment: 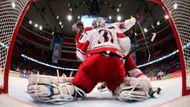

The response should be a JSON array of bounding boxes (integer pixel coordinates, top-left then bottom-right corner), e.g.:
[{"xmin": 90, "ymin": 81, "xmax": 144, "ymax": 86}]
[
  {"xmin": 27, "ymin": 75, "xmax": 86, "ymax": 103},
  {"xmin": 114, "ymin": 77, "xmax": 150, "ymax": 101}
]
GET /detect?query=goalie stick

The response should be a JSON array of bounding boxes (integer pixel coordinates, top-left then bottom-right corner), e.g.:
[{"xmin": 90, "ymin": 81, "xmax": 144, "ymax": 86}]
[
  {"xmin": 123, "ymin": 32, "xmax": 157, "ymax": 60},
  {"xmin": 125, "ymin": 13, "xmax": 153, "ymax": 62},
  {"xmin": 138, "ymin": 23, "xmax": 151, "ymax": 62}
]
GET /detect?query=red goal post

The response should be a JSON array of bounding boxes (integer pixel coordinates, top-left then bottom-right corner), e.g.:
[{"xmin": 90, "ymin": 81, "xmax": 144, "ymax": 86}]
[
  {"xmin": 149, "ymin": 0, "xmax": 190, "ymax": 95},
  {"xmin": 0, "ymin": 0, "xmax": 35, "ymax": 94}
]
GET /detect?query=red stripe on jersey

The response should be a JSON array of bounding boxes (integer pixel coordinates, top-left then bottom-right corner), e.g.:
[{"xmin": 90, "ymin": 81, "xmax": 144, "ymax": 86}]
[
  {"xmin": 77, "ymin": 41, "xmax": 90, "ymax": 53},
  {"xmin": 87, "ymin": 47, "xmax": 124, "ymax": 57},
  {"xmin": 135, "ymin": 73, "xmax": 145, "ymax": 78},
  {"xmin": 117, "ymin": 32, "xmax": 126, "ymax": 38},
  {"xmin": 75, "ymin": 34, "xmax": 81, "ymax": 43},
  {"xmin": 84, "ymin": 27, "xmax": 93, "ymax": 32},
  {"xmin": 75, "ymin": 27, "xmax": 93, "ymax": 43}
]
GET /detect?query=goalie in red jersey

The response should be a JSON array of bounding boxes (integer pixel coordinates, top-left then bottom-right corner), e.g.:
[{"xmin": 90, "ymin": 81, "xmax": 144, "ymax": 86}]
[
  {"xmin": 71, "ymin": 17, "xmax": 151, "ymax": 101},
  {"xmin": 72, "ymin": 17, "xmax": 161, "ymax": 97},
  {"xmin": 27, "ymin": 17, "xmax": 160, "ymax": 103}
]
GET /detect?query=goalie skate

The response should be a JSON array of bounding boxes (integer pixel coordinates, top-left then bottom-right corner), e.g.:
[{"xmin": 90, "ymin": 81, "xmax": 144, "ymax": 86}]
[
  {"xmin": 149, "ymin": 87, "xmax": 162, "ymax": 98},
  {"xmin": 97, "ymin": 83, "xmax": 107, "ymax": 92}
]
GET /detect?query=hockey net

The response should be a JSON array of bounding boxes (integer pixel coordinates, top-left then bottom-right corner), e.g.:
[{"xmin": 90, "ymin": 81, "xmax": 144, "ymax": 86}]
[
  {"xmin": 0, "ymin": 0, "xmax": 189, "ymax": 96},
  {"xmin": 0, "ymin": 0, "xmax": 33, "ymax": 93},
  {"xmin": 150, "ymin": 0, "xmax": 190, "ymax": 95}
]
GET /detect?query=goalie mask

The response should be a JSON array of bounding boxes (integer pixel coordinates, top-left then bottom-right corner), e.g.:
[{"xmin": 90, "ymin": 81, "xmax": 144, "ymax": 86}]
[{"xmin": 92, "ymin": 17, "xmax": 106, "ymax": 28}]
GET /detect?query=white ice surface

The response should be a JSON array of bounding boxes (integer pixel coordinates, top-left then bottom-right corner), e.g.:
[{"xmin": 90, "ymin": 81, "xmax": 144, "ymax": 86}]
[{"xmin": 8, "ymin": 76, "xmax": 182, "ymax": 107}]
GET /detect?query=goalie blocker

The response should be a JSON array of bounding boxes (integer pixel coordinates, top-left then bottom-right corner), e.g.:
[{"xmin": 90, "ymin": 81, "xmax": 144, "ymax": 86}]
[{"xmin": 27, "ymin": 74, "xmax": 152, "ymax": 103}]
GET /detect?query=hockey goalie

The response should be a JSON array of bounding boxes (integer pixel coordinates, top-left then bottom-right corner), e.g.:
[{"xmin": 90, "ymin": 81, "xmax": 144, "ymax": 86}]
[
  {"xmin": 73, "ymin": 17, "xmax": 161, "ymax": 96},
  {"xmin": 27, "ymin": 18, "xmax": 160, "ymax": 103}
]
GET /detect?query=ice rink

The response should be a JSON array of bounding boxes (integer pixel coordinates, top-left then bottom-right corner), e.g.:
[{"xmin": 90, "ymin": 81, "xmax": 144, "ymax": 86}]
[{"xmin": 6, "ymin": 75, "xmax": 184, "ymax": 107}]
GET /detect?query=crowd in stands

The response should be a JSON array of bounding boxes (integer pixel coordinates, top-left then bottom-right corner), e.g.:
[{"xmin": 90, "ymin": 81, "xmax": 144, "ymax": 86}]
[
  {"xmin": 136, "ymin": 37, "xmax": 177, "ymax": 65},
  {"xmin": 11, "ymin": 37, "xmax": 76, "ymax": 77},
  {"xmin": 10, "ymin": 55, "xmax": 74, "ymax": 77},
  {"xmin": 140, "ymin": 54, "xmax": 180, "ymax": 77}
]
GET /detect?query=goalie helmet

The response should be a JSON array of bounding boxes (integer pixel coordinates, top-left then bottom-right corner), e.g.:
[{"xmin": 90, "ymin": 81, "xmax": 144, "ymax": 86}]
[
  {"xmin": 72, "ymin": 20, "xmax": 84, "ymax": 31},
  {"xmin": 92, "ymin": 17, "xmax": 106, "ymax": 28}
]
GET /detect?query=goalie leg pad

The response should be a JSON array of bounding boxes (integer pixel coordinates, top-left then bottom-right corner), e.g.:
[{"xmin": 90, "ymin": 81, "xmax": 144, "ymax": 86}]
[
  {"xmin": 27, "ymin": 75, "xmax": 86, "ymax": 103},
  {"xmin": 114, "ymin": 77, "xmax": 149, "ymax": 101}
]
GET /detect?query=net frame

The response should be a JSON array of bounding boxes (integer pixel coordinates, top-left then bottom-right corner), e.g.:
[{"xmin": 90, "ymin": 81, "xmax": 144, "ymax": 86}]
[
  {"xmin": 0, "ymin": 0, "xmax": 34, "ymax": 94},
  {"xmin": 149, "ymin": 0, "xmax": 190, "ymax": 95},
  {"xmin": 0, "ymin": 0, "xmax": 189, "ymax": 96}
]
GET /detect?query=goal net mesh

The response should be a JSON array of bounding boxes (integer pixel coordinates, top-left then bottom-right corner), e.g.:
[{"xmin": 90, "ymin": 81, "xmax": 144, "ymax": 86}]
[
  {"xmin": 162, "ymin": 0, "xmax": 190, "ymax": 90},
  {"xmin": 0, "ymin": 0, "xmax": 29, "ymax": 92}
]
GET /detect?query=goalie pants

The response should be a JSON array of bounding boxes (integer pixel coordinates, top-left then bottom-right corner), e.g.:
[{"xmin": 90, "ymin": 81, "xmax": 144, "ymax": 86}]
[
  {"xmin": 72, "ymin": 54, "xmax": 126, "ymax": 93},
  {"xmin": 124, "ymin": 55, "xmax": 137, "ymax": 71}
]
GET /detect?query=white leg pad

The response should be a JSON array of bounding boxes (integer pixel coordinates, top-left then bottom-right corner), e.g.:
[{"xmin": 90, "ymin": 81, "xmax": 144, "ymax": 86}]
[
  {"xmin": 114, "ymin": 77, "xmax": 149, "ymax": 101},
  {"xmin": 27, "ymin": 75, "xmax": 85, "ymax": 103}
]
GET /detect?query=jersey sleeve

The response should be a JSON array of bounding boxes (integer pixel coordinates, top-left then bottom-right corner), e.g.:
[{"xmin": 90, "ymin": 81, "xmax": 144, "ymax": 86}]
[
  {"xmin": 123, "ymin": 17, "xmax": 136, "ymax": 32},
  {"xmin": 108, "ymin": 17, "xmax": 136, "ymax": 33},
  {"xmin": 75, "ymin": 34, "xmax": 81, "ymax": 43},
  {"xmin": 117, "ymin": 32, "xmax": 131, "ymax": 55},
  {"xmin": 84, "ymin": 27, "xmax": 93, "ymax": 32},
  {"xmin": 76, "ymin": 32, "xmax": 90, "ymax": 61},
  {"xmin": 75, "ymin": 27, "xmax": 93, "ymax": 43}
]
